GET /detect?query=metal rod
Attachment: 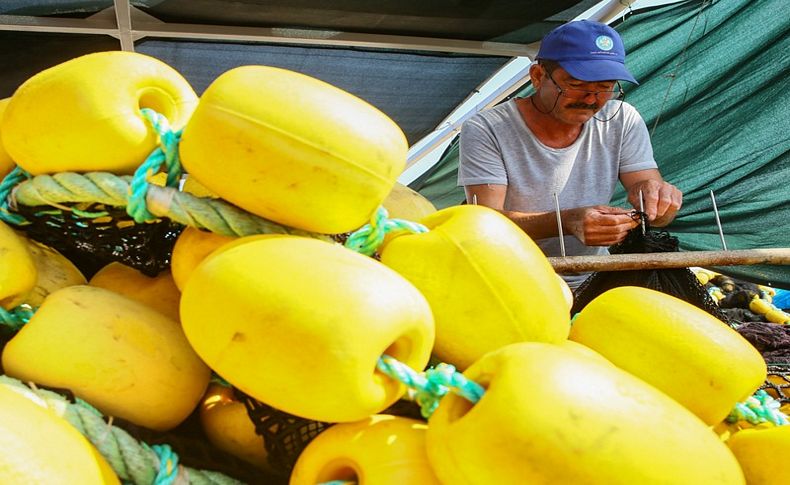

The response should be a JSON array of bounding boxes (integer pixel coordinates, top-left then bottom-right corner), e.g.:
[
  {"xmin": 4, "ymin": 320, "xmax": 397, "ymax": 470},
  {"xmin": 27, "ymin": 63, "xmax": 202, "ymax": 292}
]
[
  {"xmin": 638, "ymin": 189, "xmax": 646, "ymax": 235},
  {"xmin": 553, "ymin": 192, "xmax": 565, "ymax": 257},
  {"xmin": 549, "ymin": 248, "xmax": 790, "ymax": 273},
  {"xmin": 710, "ymin": 190, "xmax": 728, "ymax": 250},
  {"xmin": 471, "ymin": 194, "xmax": 477, "ymax": 205}
]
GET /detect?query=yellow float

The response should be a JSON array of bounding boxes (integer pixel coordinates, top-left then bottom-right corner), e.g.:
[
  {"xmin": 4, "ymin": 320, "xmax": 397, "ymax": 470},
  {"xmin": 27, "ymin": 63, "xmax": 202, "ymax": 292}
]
[
  {"xmin": 569, "ymin": 286, "xmax": 766, "ymax": 425},
  {"xmin": 426, "ymin": 342, "xmax": 745, "ymax": 484},
  {"xmin": 89, "ymin": 262, "xmax": 181, "ymax": 322},
  {"xmin": 727, "ymin": 426, "xmax": 790, "ymax": 484},
  {"xmin": 180, "ymin": 235, "xmax": 434, "ymax": 422},
  {"xmin": 179, "ymin": 65, "xmax": 407, "ymax": 234},
  {"xmin": 0, "ymin": 220, "xmax": 36, "ymax": 309},
  {"xmin": 0, "ymin": 381, "xmax": 119, "ymax": 484},
  {"xmin": 2, "ymin": 285, "xmax": 211, "ymax": 431},
  {"xmin": 1, "ymin": 51, "xmax": 198, "ymax": 175},
  {"xmin": 170, "ymin": 226, "xmax": 236, "ymax": 291},
  {"xmin": 380, "ymin": 205, "xmax": 569, "ymax": 369},
  {"xmin": 0, "ymin": 98, "xmax": 14, "ymax": 179},
  {"xmin": 290, "ymin": 415, "xmax": 440, "ymax": 485}
]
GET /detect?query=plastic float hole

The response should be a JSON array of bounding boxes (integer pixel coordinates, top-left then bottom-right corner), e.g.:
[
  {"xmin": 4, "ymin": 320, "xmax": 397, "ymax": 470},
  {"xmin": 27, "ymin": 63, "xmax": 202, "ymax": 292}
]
[
  {"xmin": 317, "ymin": 462, "xmax": 359, "ymax": 483},
  {"xmin": 138, "ymin": 87, "xmax": 175, "ymax": 121},
  {"xmin": 444, "ymin": 373, "xmax": 491, "ymax": 424}
]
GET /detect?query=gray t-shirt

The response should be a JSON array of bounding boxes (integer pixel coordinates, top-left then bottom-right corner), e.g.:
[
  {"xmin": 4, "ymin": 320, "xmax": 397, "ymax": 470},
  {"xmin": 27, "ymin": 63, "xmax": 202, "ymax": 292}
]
[{"xmin": 458, "ymin": 99, "xmax": 657, "ymax": 288}]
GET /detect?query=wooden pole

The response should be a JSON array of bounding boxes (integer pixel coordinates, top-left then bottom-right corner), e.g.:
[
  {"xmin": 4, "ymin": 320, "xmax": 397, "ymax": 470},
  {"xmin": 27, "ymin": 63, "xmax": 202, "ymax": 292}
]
[{"xmin": 549, "ymin": 248, "xmax": 790, "ymax": 273}]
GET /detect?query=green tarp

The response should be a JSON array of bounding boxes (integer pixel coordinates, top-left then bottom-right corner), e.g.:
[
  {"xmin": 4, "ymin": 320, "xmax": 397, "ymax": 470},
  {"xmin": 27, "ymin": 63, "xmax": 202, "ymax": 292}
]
[{"xmin": 411, "ymin": 0, "xmax": 789, "ymax": 287}]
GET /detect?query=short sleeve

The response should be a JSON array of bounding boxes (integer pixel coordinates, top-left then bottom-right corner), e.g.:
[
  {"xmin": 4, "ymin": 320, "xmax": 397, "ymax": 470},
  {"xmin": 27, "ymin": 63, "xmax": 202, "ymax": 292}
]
[
  {"xmin": 619, "ymin": 105, "xmax": 658, "ymax": 174},
  {"xmin": 457, "ymin": 116, "xmax": 509, "ymax": 186}
]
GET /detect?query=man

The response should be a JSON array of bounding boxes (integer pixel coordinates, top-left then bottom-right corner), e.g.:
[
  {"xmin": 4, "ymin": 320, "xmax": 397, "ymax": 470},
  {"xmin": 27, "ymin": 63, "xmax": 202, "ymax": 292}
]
[{"xmin": 458, "ymin": 20, "xmax": 682, "ymax": 289}]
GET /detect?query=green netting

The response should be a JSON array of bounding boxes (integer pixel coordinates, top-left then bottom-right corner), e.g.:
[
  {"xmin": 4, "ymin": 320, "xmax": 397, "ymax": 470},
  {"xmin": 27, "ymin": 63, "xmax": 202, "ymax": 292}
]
[{"xmin": 411, "ymin": 0, "xmax": 790, "ymax": 287}]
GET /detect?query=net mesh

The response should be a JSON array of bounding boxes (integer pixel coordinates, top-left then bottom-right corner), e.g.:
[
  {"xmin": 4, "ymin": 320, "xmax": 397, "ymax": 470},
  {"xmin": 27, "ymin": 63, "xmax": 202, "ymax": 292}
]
[
  {"xmin": 571, "ymin": 224, "xmax": 729, "ymax": 322},
  {"xmin": 13, "ymin": 202, "xmax": 182, "ymax": 278}
]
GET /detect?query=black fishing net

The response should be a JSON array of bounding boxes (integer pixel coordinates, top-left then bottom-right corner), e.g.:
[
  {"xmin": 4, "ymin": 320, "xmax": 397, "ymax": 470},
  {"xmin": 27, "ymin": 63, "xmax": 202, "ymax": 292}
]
[
  {"xmin": 571, "ymin": 223, "xmax": 729, "ymax": 323},
  {"xmin": 238, "ymin": 388, "xmax": 425, "ymax": 479},
  {"xmin": 12, "ymin": 202, "xmax": 183, "ymax": 279}
]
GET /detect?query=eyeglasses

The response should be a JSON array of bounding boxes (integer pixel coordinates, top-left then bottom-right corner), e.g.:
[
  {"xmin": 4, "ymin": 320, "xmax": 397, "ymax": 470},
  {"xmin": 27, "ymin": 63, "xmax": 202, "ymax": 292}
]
[{"xmin": 545, "ymin": 70, "xmax": 624, "ymax": 102}]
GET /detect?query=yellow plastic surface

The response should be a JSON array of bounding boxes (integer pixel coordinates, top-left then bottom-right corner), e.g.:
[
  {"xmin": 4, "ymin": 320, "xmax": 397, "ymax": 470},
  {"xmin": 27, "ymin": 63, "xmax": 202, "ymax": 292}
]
[
  {"xmin": 2, "ymin": 51, "xmax": 197, "ymax": 175},
  {"xmin": 0, "ymin": 382, "xmax": 119, "ymax": 484},
  {"xmin": 170, "ymin": 227, "xmax": 236, "ymax": 291},
  {"xmin": 180, "ymin": 235, "xmax": 434, "ymax": 422},
  {"xmin": 380, "ymin": 205, "xmax": 569, "ymax": 369},
  {"xmin": 0, "ymin": 98, "xmax": 14, "ymax": 179},
  {"xmin": 179, "ymin": 65, "xmax": 407, "ymax": 234},
  {"xmin": 569, "ymin": 286, "xmax": 766, "ymax": 425},
  {"xmin": 89, "ymin": 262, "xmax": 181, "ymax": 322},
  {"xmin": 2, "ymin": 285, "xmax": 211, "ymax": 431},
  {"xmin": 19, "ymin": 235, "xmax": 86, "ymax": 307},
  {"xmin": 290, "ymin": 415, "xmax": 440, "ymax": 485},
  {"xmin": 728, "ymin": 426, "xmax": 790, "ymax": 485},
  {"xmin": 0, "ymin": 220, "xmax": 36, "ymax": 309},
  {"xmin": 426, "ymin": 342, "xmax": 745, "ymax": 484}
]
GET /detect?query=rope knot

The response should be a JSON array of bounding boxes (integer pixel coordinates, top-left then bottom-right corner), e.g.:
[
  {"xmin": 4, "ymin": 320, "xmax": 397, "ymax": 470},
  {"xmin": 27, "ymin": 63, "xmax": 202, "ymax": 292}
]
[
  {"xmin": 127, "ymin": 109, "xmax": 184, "ymax": 223},
  {"xmin": 0, "ymin": 304, "xmax": 35, "ymax": 331},
  {"xmin": 345, "ymin": 206, "xmax": 428, "ymax": 256},
  {"xmin": 0, "ymin": 166, "xmax": 32, "ymax": 225},
  {"xmin": 727, "ymin": 389, "xmax": 789, "ymax": 426}
]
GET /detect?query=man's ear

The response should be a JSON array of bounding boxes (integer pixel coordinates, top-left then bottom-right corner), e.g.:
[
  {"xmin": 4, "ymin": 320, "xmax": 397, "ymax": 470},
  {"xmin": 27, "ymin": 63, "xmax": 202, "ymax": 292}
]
[{"xmin": 529, "ymin": 63, "xmax": 545, "ymax": 90}]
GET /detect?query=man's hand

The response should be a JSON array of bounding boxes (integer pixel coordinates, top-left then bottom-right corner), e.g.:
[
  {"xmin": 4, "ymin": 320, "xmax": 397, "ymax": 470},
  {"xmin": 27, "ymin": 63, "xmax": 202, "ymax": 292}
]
[
  {"xmin": 626, "ymin": 178, "xmax": 682, "ymax": 227},
  {"xmin": 564, "ymin": 206, "xmax": 639, "ymax": 246}
]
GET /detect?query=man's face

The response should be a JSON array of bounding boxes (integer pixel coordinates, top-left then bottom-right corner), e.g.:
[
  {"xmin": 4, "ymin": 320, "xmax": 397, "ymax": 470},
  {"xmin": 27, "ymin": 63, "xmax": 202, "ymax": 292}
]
[{"xmin": 536, "ymin": 66, "xmax": 618, "ymax": 125}]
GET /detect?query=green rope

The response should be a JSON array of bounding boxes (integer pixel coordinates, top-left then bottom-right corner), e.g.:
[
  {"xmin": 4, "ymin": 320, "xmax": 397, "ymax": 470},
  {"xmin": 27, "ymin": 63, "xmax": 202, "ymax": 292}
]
[
  {"xmin": 0, "ymin": 304, "xmax": 35, "ymax": 331},
  {"xmin": 0, "ymin": 375, "xmax": 243, "ymax": 484},
  {"xmin": 727, "ymin": 389, "xmax": 789, "ymax": 426},
  {"xmin": 0, "ymin": 166, "xmax": 32, "ymax": 226},
  {"xmin": 11, "ymin": 172, "xmax": 332, "ymax": 240},
  {"xmin": 376, "ymin": 354, "xmax": 485, "ymax": 419},
  {"xmin": 127, "ymin": 109, "xmax": 184, "ymax": 224},
  {"xmin": 345, "ymin": 206, "xmax": 428, "ymax": 256}
]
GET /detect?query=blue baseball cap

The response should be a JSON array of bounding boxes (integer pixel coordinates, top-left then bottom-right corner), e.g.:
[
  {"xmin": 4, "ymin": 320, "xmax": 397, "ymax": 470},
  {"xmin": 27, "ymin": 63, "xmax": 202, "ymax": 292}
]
[{"xmin": 536, "ymin": 20, "xmax": 638, "ymax": 85}]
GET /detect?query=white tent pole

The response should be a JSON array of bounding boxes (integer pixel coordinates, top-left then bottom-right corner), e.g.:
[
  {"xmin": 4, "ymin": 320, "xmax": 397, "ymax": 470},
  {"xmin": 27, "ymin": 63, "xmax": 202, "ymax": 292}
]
[{"xmin": 113, "ymin": 0, "xmax": 135, "ymax": 52}]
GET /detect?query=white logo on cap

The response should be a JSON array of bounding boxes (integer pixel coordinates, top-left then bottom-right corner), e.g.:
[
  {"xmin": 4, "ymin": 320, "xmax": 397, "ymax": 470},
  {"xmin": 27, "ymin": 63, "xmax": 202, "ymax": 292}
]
[{"xmin": 595, "ymin": 35, "xmax": 614, "ymax": 51}]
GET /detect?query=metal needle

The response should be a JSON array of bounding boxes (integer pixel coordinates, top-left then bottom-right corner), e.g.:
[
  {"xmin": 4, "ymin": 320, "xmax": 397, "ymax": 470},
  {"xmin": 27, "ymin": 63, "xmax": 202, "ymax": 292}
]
[
  {"xmin": 553, "ymin": 192, "xmax": 566, "ymax": 257},
  {"xmin": 638, "ymin": 189, "xmax": 646, "ymax": 235},
  {"xmin": 710, "ymin": 190, "xmax": 728, "ymax": 251}
]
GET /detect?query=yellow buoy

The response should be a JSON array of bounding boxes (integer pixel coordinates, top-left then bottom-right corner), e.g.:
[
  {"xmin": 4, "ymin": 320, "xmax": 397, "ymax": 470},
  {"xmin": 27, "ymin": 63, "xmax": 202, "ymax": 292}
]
[
  {"xmin": 170, "ymin": 227, "xmax": 236, "ymax": 291},
  {"xmin": 381, "ymin": 182, "xmax": 436, "ymax": 221},
  {"xmin": 199, "ymin": 382, "xmax": 271, "ymax": 471},
  {"xmin": 426, "ymin": 342, "xmax": 745, "ymax": 484},
  {"xmin": 2, "ymin": 285, "xmax": 211, "ymax": 431},
  {"xmin": 89, "ymin": 262, "xmax": 180, "ymax": 322},
  {"xmin": 180, "ymin": 235, "xmax": 434, "ymax": 422},
  {"xmin": 18, "ymin": 234, "xmax": 86, "ymax": 307},
  {"xmin": 380, "ymin": 205, "xmax": 569, "ymax": 370},
  {"xmin": 0, "ymin": 220, "xmax": 36, "ymax": 309},
  {"xmin": 727, "ymin": 426, "xmax": 790, "ymax": 484},
  {"xmin": 0, "ymin": 381, "xmax": 119, "ymax": 484},
  {"xmin": 179, "ymin": 65, "xmax": 407, "ymax": 234},
  {"xmin": 2, "ymin": 51, "xmax": 197, "ymax": 175},
  {"xmin": 290, "ymin": 415, "xmax": 440, "ymax": 485},
  {"xmin": 0, "ymin": 98, "xmax": 15, "ymax": 179},
  {"xmin": 569, "ymin": 286, "xmax": 766, "ymax": 425}
]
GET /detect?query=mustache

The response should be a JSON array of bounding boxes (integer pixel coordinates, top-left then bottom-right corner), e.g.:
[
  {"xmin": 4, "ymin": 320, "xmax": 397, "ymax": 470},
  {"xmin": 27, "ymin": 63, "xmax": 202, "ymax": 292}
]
[{"xmin": 566, "ymin": 102, "xmax": 599, "ymax": 110}]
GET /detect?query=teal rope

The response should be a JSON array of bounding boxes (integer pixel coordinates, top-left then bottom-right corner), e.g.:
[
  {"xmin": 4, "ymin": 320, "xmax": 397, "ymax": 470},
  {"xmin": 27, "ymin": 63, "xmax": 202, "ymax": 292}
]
[
  {"xmin": 345, "ymin": 206, "xmax": 428, "ymax": 256},
  {"xmin": 127, "ymin": 109, "xmax": 183, "ymax": 223},
  {"xmin": 0, "ymin": 166, "xmax": 32, "ymax": 225},
  {"xmin": 376, "ymin": 354, "xmax": 485, "ymax": 419},
  {"xmin": 0, "ymin": 304, "xmax": 35, "ymax": 331},
  {"xmin": 150, "ymin": 444, "xmax": 179, "ymax": 485},
  {"xmin": 727, "ymin": 389, "xmax": 789, "ymax": 426}
]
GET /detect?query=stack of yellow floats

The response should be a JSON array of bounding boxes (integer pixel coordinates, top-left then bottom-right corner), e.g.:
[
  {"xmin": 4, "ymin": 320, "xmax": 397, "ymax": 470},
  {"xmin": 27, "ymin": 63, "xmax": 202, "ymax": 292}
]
[{"xmin": 0, "ymin": 51, "xmax": 784, "ymax": 484}]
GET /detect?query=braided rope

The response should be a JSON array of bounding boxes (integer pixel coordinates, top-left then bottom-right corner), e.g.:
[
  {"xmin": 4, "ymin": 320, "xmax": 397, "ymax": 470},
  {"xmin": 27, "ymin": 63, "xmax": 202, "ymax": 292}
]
[
  {"xmin": 0, "ymin": 304, "xmax": 35, "ymax": 331},
  {"xmin": 0, "ymin": 166, "xmax": 31, "ymax": 225},
  {"xmin": 127, "ymin": 109, "xmax": 183, "ymax": 223},
  {"xmin": 727, "ymin": 389, "xmax": 789, "ymax": 426},
  {"xmin": 0, "ymin": 376, "xmax": 243, "ymax": 484},
  {"xmin": 376, "ymin": 355, "xmax": 485, "ymax": 419},
  {"xmin": 345, "ymin": 206, "xmax": 428, "ymax": 256},
  {"xmin": 9, "ymin": 172, "xmax": 331, "ymax": 240}
]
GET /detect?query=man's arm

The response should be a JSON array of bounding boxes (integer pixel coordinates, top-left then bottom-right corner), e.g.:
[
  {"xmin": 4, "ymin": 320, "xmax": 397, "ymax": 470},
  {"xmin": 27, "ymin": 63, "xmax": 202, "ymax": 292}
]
[
  {"xmin": 465, "ymin": 184, "xmax": 637, "ymax": 246},
  {"xmin": 620, "ymin": 169, "xmax": 682, "ymax": 227}
]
